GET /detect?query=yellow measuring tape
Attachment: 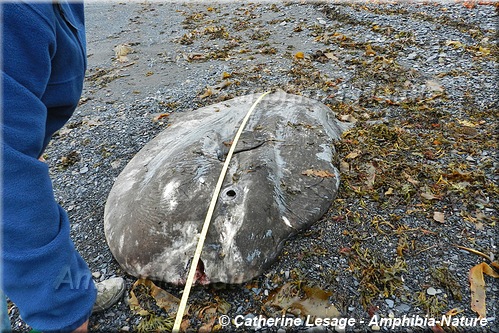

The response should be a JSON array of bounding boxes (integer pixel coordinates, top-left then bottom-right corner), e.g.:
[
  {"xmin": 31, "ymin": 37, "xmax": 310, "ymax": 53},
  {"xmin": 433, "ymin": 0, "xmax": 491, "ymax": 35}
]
[{"xmin": 172, "ymin": 91, "xmax": 271, "ymax": 332}]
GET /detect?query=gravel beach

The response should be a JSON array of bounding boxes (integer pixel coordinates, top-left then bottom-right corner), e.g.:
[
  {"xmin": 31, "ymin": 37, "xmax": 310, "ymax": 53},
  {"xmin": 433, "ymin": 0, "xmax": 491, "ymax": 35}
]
[{"xmin": 7, "ymin": 1, "xmax": 498, "ymax": 332}]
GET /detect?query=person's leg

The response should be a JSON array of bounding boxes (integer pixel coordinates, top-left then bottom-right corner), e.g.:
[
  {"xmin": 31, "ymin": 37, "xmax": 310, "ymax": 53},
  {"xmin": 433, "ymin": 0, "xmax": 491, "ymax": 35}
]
[{"xmin": 0, "ymin": 291, "xmax": 12, "ymax": 333}]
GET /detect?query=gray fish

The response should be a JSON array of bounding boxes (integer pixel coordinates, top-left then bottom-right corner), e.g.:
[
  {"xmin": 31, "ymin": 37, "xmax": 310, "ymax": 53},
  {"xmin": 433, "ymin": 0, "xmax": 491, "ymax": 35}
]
[{"xmin": 104, "ymin": 91, "xmax": 348, "ymax": 284}]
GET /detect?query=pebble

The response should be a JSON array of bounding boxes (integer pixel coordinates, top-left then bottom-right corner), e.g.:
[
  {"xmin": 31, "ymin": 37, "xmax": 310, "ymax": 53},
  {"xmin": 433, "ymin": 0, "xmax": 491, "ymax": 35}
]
[
  {"xmin": 394, "ymin": 303, "xmax": 411, "ymax": 312},
  {"xmin": 385, "ymin": 299, "xmax": 394, "ymax": 308},
  {"xmin": 317, "ymin": 18, "xmax": 326, "ymax": 25},
  {"xmin": 426, "ymin": 287, "xmax": 437, "ymax": 295},
  {"xmin": 306, "ymin": 326, "xmax": 327, "ymax": 332},
  {"xmin": 80, "ymin": 166, "xmax": 89, "ymax": 174},
  {"xmin": 92, "ymin": 271, "xmax": 101, "ymax": 279},
  {"xmin": 426, "ymin": 54, "xmax": 438, "ymax": 62},
  {"xmin": 407, "ymin": 52, "xmax": 418, "ymax": 60}
]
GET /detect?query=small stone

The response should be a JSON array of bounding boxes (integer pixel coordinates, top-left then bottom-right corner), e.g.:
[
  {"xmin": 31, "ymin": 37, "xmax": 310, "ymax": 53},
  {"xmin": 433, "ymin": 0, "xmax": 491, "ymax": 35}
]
[
  {"xmin": 80, "ymin": 166, "xmax": 89, "ymax": 174},
  {"xmin": 110, "ymin": 160, "xmax": 121, "ymax": 169},
  {"xmin": 427, "ymin": 287, "xmax": 437, "ymax": 295},
  {"xmin": 251, "ymin": 288, "xmax": 261, "ymax": 295},
  {"xmin": 334, "ymin": 326, "xmax": 346, "ymax": 333},
  {"xmin": 426, "ymin": 54, "xmax": 438, "ymax": 62},
  {"xmin": 92, "ymin": 271, "xmax": 102, "ymax": 279},
  {"xmin": 120, "ymin": 326, "xmax": 130, "ymax": 332},
  {"xmin": 371, "ymin": 324, "xmax": 381, "ymax": 331},
  {"xmin": 317, "ymin": 18, "xmax": 326, "ymax": 25},
  {"xmin": 307, "ymin": 325, "xmax": 327, "ymax": 332},
  {"xmin": 407, "ymin": 52, "xmax": 417, "ymax": 60},
  {"xmin": 394, "ymin": 303, "xmax": 411, "ymax": 312},
  {"xmin": 385, "ymin": 299, "xmax": 394, "ymax": 308}
]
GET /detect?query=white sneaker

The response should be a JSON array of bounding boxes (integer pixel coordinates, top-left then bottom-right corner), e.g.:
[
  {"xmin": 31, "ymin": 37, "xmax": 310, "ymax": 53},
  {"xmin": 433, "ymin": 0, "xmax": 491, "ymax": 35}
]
[{"xmin": 92, "ymin": 277, "xmax": 125, "ymax": 313}]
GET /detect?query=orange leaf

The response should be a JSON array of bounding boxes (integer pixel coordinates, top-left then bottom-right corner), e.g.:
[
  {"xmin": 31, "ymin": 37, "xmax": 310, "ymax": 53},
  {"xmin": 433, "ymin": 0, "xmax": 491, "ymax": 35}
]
[
  {"xmin": 295, "ymin": 51, "xmax": 304, "ymax": 59},
  {"xmin": 152, "ymin": 113, "xmax": 170, "ymax": 122},
  {"xmin": 469, "ymin": 263, "xmax": 499, "ymax": 318},
  {"xmin": 463, "ymin": 1, "xmax": 476, "ymax": 9},
  {"xmin": 199, "ymin": 87, "xmax": 214, "ymax": 99},
  {"xmin": 431, "ymin": 324, "xmax": 445, "ymax": 333},
  {"xmin": 445, "ymin": 308, "xmax": 463, "ymax": 316}
]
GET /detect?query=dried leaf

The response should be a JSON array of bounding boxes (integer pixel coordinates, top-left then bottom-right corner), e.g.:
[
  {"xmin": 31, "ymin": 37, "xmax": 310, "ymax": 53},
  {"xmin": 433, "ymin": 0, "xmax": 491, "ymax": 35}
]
[
  {"xmin": 198, "ymin": 306, "xmax": 217, "ymax": 333},
  {"xmin": 295, "ymin": 51, "xmax": 304, "ymax": 59},
  {"xmin": 183, "ymin": 52, "xmax": 206, "ymax": 61},
  {"xmin": 433, "ymin": 211, "xmax": 445, "ymax": 223},
  {"xmin": 152, "ymin": 113, "xmax": 170, "ymax": 122},
  {"xmin": 454, "ymin": 245, "xmax": 493, "ymax": 262},
  {"xmin": 199, "ymin": 87, "xmax": 214, "ymax": 99},
  {"xmin": 266, "ymin": 282, "xmax": 341, "ymax": 319},
  {"xmin": 58, "ymin": 128, "xmax": 73, "ymax": 136},
  {"xmin": 463, "ymin": 1, "xmax": 476, "ymax": 9},
  {"xmin": 421, "ymin": 191, "xmax": 440, "ymax": 201},
  {"xmin": 215, "ymin": 297, "xmax": 231, "ymax": 315},
  {"xmin": 324, "ymin": 52, "xmax": 338, "ymax": 61},
  {"xmin": 114, "ymin": 43, "xmax": 133, "ymax": 63},
  {"xmin": 339, "ymin": 114, "xmax": 357, "ymax": 123},
  {"xmin": 444, "ymin": 170, "xmax": 474, "ymax": 182},
  {"xmin": 478, "ymin": 46, "xmax": 491, "ymax": 56},
  {"xmin": 129, "ymin": 279, "xmax": 182, "ymax": 317},
  {"xmin": 445, "ymin": 40, "xmax": 464, "ymax": 48},
  {"xmin": 431, "ymin": 324, "xmax": 446, "ymax": 333},
  {"xmin": 385, "ymin": 187, "xmax": 394, "ymax": 195},
  {"xmin": 199, "ymin": 80, "xmax": 231, "ymax": 99},
  {"xmin": 403, "ymin": 172, "xmax": 420, "ymax": 186},
  {"xmin": 302, "ymin": 169, "xmax": 335, "ymax": 178},
  {"xmin": 365, "ymin": 44, "xmax": 376, "ymax": 56},
  {"xmin": 445, "ymin": 308, "xmax": 464, "ymax": 316},
  {"xmin": 425, "ymin": 79, "xmax": 444, "ymax": 93},
  {"xmin": 340, "ymin": 160, "xmax": 350, "ymax": 173},
  {"xmin": 365, "ymin": 163, "xmax": 376, "ymax": 189},
  {"xmin": 469, "ymin": 263, "xmax": 499, "ymax": 318},
  {"xmin": 83, "ymin": 118, "xmax": 102, "ymax": 127},
  {"xmin": 211, "ymin": 80, "xmax": 231, "ymax": 91},
  {"xmin": 345, "ymin": 149, "xmax": 361, "ymax": 160},
  {"xmin": 457, "ymin": 119, "xmax": 477, "ymax": 127}
]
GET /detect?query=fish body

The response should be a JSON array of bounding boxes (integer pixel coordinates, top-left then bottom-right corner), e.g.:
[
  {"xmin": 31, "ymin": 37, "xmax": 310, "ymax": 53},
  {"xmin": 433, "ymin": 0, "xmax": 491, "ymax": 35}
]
[{"xmin": 104, "ymin": 91, "xmax": 347, "ymax": 284}]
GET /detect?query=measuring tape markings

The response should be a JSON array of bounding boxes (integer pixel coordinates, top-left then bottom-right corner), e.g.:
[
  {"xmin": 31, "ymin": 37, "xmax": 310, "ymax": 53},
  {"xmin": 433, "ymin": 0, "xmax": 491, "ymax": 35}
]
[{"xmin": 172, "ymin": 91, "xmax": 271, "ymax": 332}]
